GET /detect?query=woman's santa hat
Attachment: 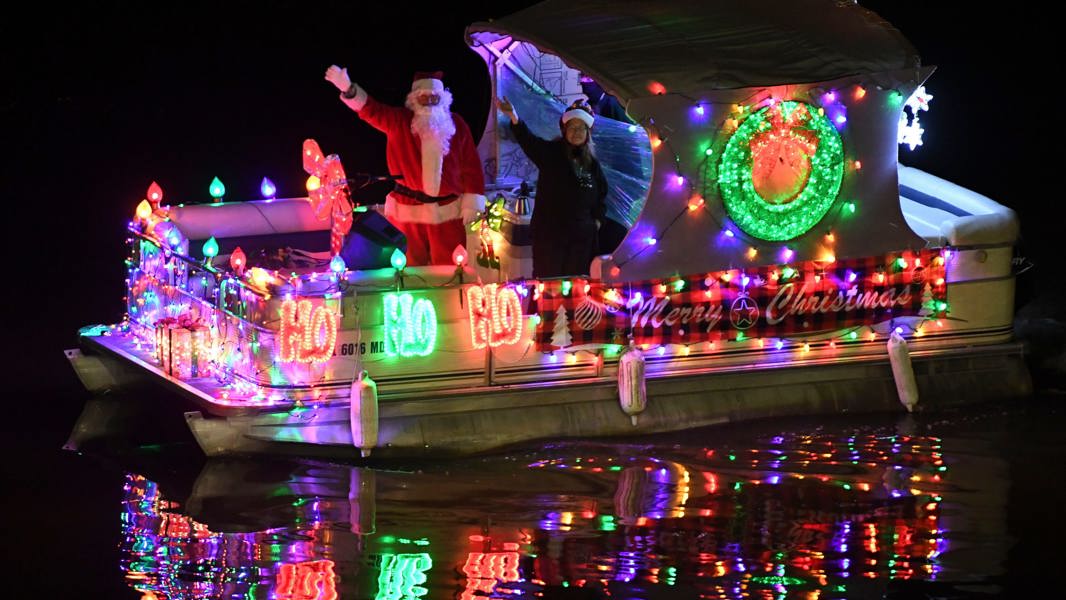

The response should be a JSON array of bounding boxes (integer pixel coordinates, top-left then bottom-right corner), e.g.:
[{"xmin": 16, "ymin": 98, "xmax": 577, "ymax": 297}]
[{"xmin": 561, "ymin": 99, "xmax": 595, "ymax": 129}]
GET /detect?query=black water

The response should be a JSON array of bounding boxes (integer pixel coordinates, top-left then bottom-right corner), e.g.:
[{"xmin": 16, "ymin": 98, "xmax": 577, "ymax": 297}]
[{"xmin": 4, "ymin": 393, "xmax": 1064, "ymax": 599}]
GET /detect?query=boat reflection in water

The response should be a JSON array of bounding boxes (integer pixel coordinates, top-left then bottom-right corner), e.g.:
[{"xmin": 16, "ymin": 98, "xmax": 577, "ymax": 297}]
[{"xmin": 117, "ymin": 419, "xmax": 999, "ymax": 599}]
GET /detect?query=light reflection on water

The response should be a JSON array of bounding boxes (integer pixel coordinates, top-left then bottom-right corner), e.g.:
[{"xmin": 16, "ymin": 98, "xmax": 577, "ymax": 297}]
[{"xmin": 110, "ymin": 412, "xmax": 1021, "ymax": 600}]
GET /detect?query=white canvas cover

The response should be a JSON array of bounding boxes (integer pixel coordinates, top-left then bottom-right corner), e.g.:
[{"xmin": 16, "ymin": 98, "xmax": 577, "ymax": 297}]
[{"xmin": 167, "ymin": 198, "xmax": 329, "ymax": 240}]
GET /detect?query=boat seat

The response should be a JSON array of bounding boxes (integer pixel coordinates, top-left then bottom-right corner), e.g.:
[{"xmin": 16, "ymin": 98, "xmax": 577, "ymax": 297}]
[{"xmin": 899, "ymin": 165, "xmax": 1019, "ymax": 247}]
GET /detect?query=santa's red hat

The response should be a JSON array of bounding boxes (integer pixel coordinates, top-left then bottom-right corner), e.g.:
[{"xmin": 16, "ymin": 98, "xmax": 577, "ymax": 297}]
[{"xmin": 412, "ymin": 71, "xmax": 445, "ymax": 93}]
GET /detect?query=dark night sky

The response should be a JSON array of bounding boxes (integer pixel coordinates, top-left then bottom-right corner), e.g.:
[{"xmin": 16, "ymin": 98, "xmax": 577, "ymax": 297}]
[{"xmin": 3, "ymin": 1, "xmax": 1057, "ymax": 398}]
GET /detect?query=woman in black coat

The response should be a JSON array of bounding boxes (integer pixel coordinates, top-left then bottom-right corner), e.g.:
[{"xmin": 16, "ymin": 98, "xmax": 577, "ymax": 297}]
[{"xmin": 497, "ymin": 97, "xmax": 608, "ymax": 278}]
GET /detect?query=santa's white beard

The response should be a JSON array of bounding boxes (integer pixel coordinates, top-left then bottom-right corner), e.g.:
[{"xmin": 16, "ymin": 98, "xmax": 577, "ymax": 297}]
[
  {"xmin": 408, "ymin": 98, "xmax": 455, "ymax": 153},
  {"xmin": 407, "ymin": 90, "xmax": 456, "ymax": 196}
]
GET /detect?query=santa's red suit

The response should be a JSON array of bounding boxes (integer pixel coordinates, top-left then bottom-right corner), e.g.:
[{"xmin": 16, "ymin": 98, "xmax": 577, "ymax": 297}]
[{"xmin": 338, "ymin": 73, "xmax": 485, "ymax": 266}]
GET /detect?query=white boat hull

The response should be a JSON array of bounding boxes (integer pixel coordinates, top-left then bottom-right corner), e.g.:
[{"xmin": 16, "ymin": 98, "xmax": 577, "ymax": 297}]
[{"xmin": 183, "ymin": 341, "xmax": 1030, "ymax": 459}]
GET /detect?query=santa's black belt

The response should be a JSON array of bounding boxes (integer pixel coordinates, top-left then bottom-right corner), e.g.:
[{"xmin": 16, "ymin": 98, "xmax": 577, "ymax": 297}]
[{"xmin": 392, "ymin": 184, "xmax": 458, "ymax": 204}]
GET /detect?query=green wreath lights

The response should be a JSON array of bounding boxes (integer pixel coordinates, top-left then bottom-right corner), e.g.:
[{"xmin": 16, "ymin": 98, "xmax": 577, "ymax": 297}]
[{"xmin": 717, "ymin": 101, "xmax": 844, "ymax": 241}]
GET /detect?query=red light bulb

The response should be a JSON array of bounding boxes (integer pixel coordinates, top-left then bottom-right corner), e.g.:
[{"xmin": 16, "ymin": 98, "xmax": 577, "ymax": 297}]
[
  {"xmin": 452, "ymin": 244, "xmax": 467, "ymax": 267},
  {"xmin": 147, "ymin": 181, "xmax": 163, "ymax": 208},
  {"xmin": 230, "ymin": 246, "xmax": 247, "ymax": 275}
]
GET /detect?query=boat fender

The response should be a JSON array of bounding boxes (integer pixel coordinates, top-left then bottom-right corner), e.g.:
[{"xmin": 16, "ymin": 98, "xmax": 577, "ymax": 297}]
[
  {"xmin": 887, "ymin": 331, "xmax": 919, "ymax": 413},
  {"xmin": 350, "ymin": 370, "xmax": 379, "ymax": 457},
  {"xmin": 618, "ymin": 344, "xmax": 647, "ymax": 426}
]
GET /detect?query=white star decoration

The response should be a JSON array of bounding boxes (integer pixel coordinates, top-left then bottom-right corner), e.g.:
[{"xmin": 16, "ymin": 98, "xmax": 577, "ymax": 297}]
[{"xmin": 898, "ymin": 86, "xmax": 933, "ymax": 151}]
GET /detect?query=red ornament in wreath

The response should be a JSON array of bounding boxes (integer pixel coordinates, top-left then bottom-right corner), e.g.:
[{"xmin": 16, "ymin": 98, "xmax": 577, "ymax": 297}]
[{"xmin": 749, "ymin": 104, "xmax": 820, "ymax": 206}]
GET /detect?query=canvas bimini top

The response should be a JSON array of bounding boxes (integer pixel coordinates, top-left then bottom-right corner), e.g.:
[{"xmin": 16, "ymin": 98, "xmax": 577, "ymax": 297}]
[
  {"xmin": 466, "ymin": 0, "xmax": 920, "ymax": 103},
  {"xmin": 467, "ymin": 0, "xmax": 932, "ymax": 281}
]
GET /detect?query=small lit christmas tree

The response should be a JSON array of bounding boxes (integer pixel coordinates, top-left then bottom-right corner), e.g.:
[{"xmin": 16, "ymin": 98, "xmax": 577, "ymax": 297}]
[
  {"xmin": 551, "ymin": 305, "xmax": 572, "ymax": 348},
  {"xmin": 919, "ymin": 282, "xmax": 935, "ymax": 316}
]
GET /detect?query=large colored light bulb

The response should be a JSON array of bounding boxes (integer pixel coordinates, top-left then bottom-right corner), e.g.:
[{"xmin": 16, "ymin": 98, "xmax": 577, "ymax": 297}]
[
  {"xmin": 330, "ymin": 254, "xmax": 346, "ymax": 274},
  {"xmin": 230, "ymin": 246, "xmax": 247, "ymax": 274},
  {"xmin": 390, "ymin": 248, "xmax": 407, "ymax": 271},
  {"xmin": 135, "ymin": 199, "xmax": 153, "ymax": 222},
  {"xmin": 452, "ymin": 244, "xmax": 467, "ymax": 267},
  {"xmin": 260, "ymin": 177, "xmax": 276, "ymax": 199},
  {"xmin": 147, "ymin": 181, "xmax": 163, "ymax": 208},
  {"xmin": 209, "ymin": 177, "xmax": 226, "ymax": 200},
  {"xmin": 203, "ymin": 236, "xmax": 219, "ymax": 259}
]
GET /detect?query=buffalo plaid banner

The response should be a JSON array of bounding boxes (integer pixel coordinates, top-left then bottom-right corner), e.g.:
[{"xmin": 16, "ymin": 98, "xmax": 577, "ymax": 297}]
[{"xmin": 532, "ymin": 249, "xmax": 948, "ymax": 350}]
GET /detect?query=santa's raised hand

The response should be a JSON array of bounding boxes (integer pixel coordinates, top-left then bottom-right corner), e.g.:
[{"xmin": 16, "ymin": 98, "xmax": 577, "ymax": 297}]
[{"xmin": 325, "ymin": 65, "xmax": 351, "ymax": 92}]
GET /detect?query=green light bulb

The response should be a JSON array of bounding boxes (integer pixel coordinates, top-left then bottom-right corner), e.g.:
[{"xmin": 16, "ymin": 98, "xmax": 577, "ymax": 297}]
[
  {"xmin": 209, "ymin": 177, "xmax": 226, "ymax": 200},
  {"xmin": 202, "ymin": 236, "xmax": 219, "ymax": 259},
  {"xmin": 390, "ymin": 248, "xmax": 407, "ymax": 271}
]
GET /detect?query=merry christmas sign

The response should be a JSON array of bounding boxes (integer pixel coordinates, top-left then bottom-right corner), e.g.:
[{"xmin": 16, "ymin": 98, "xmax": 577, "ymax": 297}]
[{"xmin": 534, "ymin": 249, "xmax": 947, "ymax": 350}]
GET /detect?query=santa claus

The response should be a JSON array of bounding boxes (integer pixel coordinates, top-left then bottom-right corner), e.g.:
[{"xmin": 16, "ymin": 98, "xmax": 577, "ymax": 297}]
[{"xmin": 325, "ymin": 65, "xmax": 485, "ymax": 266}]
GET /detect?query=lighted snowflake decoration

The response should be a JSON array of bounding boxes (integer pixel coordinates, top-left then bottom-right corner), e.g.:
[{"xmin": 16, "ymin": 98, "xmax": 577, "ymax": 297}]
[{"xmin": 898, "ymin": 86, "xmax": 933, "ymax": 151}]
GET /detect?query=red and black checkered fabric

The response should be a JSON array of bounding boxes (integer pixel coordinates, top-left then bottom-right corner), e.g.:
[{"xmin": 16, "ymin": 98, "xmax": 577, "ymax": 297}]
[{"xmin": 532, "ymin": 249, "xmax": 947, "ymax": 350}]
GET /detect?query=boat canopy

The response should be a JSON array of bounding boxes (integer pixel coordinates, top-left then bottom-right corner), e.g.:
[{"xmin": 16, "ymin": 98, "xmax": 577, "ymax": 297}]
[
  {"xmin": 468, "ymin": 1, "xmax": 932, "ymax": 281},
  {"xmin": 466, "ymin": 0, "xmax": 920, "ymax": 103}
]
